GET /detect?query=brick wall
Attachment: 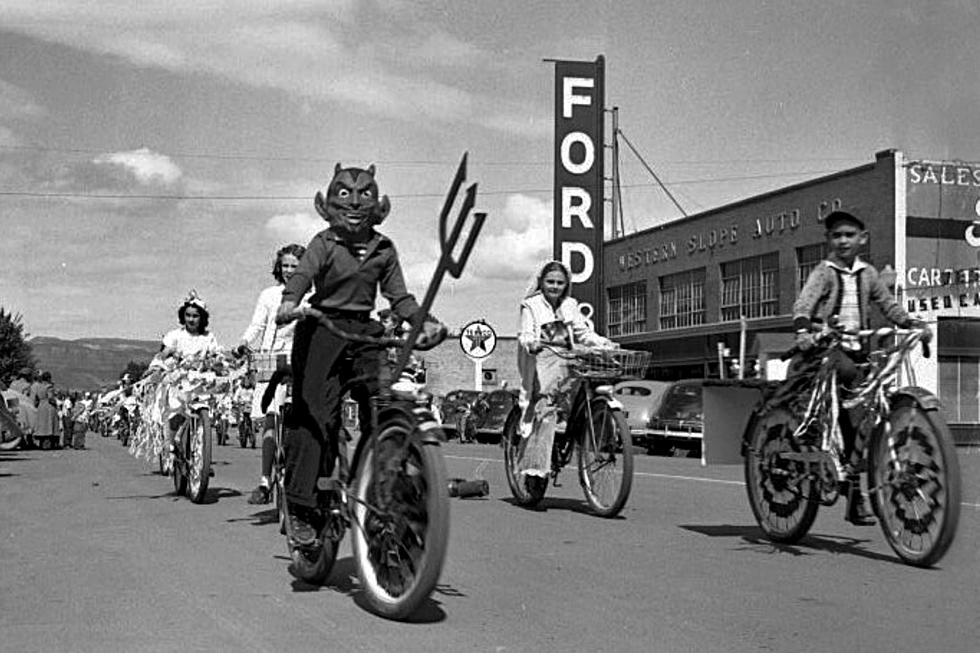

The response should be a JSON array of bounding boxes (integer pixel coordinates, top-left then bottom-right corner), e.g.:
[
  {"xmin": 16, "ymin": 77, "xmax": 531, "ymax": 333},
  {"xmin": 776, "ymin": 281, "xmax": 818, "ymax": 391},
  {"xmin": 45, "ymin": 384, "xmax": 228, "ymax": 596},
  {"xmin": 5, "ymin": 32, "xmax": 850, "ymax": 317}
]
[{"xmin": 416, "ymin": 336, "xmax": 519, "ymax": 398}]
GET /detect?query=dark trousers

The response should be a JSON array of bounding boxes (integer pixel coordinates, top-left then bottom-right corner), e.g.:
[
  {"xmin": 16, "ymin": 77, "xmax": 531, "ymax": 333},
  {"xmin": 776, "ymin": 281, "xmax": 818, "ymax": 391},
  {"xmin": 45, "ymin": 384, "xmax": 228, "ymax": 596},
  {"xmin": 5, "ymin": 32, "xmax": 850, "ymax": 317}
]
[
  {"xmin": 827, "ymin": 348, "xmax": 866, "ymax": 460},
  {"xmin": 284, "ymin": 316, "xmax": 384, "ymax": 509},
  {"xmin": 62, "ymin": 416, "xmax": 74, "ymax": 448}
]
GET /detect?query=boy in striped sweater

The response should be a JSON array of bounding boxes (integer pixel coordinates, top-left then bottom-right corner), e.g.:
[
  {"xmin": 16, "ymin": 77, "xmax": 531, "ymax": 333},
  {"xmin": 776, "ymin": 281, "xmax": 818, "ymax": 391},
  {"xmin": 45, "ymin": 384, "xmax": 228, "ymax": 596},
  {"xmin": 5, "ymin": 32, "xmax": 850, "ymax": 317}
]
[{"xmin": 792, "ymin": 210, "xmax": 928, "ymax": 524}]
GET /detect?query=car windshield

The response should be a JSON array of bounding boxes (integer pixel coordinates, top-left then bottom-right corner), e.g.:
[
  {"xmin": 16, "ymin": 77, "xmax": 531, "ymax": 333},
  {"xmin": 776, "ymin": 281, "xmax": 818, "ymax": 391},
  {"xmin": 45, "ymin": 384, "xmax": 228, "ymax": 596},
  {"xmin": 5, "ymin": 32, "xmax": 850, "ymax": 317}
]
[
  {"xmin": 617, "ymin": 386, "xmax": 652, "ymax": 396},
  {"xmin": 658, "ymin": 384, "xmax": 702, "ymax": 421}
]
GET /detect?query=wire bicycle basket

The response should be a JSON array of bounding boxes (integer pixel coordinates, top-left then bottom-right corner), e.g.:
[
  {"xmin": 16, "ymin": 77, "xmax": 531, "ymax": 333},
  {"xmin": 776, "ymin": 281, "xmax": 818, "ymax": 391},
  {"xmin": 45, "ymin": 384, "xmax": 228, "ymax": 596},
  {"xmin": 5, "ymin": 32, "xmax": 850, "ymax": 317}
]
[
  {"xmin": 569, "ymin": 349, "xmax": 652, "ymax": 380},
  {"xmin": 250, "ymin": 352, "xmax": 290, "ymax": 383}
]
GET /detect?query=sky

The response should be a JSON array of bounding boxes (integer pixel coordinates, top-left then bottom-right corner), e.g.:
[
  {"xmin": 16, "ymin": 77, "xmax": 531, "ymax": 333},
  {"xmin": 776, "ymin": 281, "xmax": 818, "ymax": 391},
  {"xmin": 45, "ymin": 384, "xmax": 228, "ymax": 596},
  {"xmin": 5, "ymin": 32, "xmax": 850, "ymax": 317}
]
[{"xmin": 2, "ymin": 0, "xmax": 980, "ymax": 345}]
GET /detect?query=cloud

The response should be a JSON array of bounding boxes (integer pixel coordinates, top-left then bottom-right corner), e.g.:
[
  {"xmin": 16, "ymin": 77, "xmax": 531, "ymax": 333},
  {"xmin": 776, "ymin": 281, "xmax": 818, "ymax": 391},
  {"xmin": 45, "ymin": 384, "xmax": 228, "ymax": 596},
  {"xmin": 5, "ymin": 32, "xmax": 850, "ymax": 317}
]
[
  {"xmin": 93, "ymin": 148, "xmax": 183, "ymax": 186},
  {"xmin": 0, "ymin": 3, "xmax": 547, "ymax": 140},
  {"xmin": 461, "ymin": 193, "xmax": 553, "ymax": 283},
  {"xmin": 0, "ymin": 79, "xmax": 45, "ymax": 119},
  {"xmin": 264, "ymin": 212, "xmax": 324, "ymax": 245}
]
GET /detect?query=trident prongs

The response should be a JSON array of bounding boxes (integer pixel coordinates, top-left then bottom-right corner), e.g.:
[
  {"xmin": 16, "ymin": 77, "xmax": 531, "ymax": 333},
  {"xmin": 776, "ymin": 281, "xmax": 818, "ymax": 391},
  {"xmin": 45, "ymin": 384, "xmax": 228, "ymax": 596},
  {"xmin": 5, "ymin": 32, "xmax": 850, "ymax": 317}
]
[{"xmin": 393, "ymin": 152, "xmax": 488, "ymax": 380}]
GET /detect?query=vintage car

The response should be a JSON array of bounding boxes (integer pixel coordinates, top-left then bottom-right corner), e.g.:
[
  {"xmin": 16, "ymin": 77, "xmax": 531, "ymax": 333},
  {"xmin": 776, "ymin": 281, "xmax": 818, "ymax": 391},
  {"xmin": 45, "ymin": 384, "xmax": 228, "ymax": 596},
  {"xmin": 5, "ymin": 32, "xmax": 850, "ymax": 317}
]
[
  {"xmin": 634, "ymin": 379, "xmax": 705, "ymax": 456},
  {"xmin": 613, "ymin": 380, "xmax": 672, "ymax": 437},
  {"xmin": 439, "ymin": 389, "xmax": 484, "ymax": 438}
]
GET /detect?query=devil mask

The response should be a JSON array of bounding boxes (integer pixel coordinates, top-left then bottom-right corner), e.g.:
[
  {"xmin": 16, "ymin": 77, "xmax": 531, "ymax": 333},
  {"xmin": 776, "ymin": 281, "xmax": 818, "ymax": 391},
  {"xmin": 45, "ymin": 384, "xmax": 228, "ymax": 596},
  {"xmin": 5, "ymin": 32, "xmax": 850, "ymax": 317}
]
[{"xmin": 314, "ymin": 163, "xmax": 391, "ymax": 241}]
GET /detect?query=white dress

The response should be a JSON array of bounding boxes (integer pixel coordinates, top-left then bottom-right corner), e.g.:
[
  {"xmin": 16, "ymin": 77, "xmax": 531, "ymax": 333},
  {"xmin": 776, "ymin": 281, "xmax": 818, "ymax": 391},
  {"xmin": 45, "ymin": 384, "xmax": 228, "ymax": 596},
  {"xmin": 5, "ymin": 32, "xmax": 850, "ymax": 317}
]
[{"xmin": 516, "ymin": 292, "xmax": 612, "ymax": 477}]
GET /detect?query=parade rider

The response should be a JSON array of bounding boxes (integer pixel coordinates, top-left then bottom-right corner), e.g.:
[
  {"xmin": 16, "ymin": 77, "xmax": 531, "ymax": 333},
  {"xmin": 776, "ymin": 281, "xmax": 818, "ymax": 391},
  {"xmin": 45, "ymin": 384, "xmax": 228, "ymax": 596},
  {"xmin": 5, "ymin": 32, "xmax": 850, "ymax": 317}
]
[
  {"xmin": 236, "ymin": 243, "xmax": 307, "ymax": 505},
  {"xmin": 516, "ymin": 260, "xmax": 615, "ymax": 481},
  {"xmin": 792, "ymin": 209, "xmax": 929, "ymax": 526},
  {"xmin": 159, "ymin": 291, "xmax": 219, "ymax": 451},
  {"xmin": 274, "ymin": 163, "xmax": 445, "ymax": 550}
]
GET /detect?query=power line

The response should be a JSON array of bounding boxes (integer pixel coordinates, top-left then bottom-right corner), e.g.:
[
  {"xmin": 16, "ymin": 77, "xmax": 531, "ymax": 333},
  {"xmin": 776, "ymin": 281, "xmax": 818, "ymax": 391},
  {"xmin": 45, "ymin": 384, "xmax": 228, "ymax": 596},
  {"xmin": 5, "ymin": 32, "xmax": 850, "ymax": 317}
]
[
  {"xmin": 0, "ymin": 143, "xmax": 865, "ymax": 167},
  {"xmin": 0, "ymin": 169, "xmax": 839, "ymax": 202}
]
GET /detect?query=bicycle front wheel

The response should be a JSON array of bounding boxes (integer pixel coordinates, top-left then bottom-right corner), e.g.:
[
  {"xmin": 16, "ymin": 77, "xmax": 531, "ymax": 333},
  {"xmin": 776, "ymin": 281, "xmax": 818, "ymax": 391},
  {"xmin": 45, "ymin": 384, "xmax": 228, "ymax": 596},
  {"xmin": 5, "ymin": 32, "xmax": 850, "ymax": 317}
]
[
  {"xmin": 186, "ymin": 409, "xmax": 212, "ymax": 504},
  {"xmin": 577, "ymin": 400, "xmax": 633, "ymax": 518},
  {"xmin": 870, "ymin": 401, "xmax": 961, "ymax": 567},
  {"xmin": 172, "ymin": 422, "xmax": 188, "ymax": 496},
  {"xmin": 351, "ymin": 421, "xmax": 449, "ymax": 620},
  {"xmin": 744, "ymin": 406, "xmax": 820, "ymax": 543}
]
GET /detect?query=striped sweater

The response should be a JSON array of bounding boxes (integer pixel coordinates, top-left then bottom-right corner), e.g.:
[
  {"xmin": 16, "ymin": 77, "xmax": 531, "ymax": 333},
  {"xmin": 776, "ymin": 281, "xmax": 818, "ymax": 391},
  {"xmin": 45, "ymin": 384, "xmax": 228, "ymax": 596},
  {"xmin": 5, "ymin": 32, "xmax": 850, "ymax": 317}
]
[{"xmin": 792, "ymin": 258, "xmax": 911, "ymax": 331}]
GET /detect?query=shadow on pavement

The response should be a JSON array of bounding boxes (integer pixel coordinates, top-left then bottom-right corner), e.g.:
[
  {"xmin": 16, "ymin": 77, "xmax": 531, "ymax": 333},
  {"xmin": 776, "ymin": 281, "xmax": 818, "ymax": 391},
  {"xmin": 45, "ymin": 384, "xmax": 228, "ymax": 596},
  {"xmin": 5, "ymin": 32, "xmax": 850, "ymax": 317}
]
[
  {"xmin": 226, "ymin": 507, "xmax": 278, "ymax": 526},
  {"xmin": 679, "ymin": 523, "xmax": 901, "ymax": 565},
  {"xmin": 499, "ymin": 495, "xmax": 626, "ymax": 519},
  {"xmin": 286, "ymin": 556, "xmax": 449, "ymax": 622},
  {"xmin": 200, "ymin": 486, "xmax": 243, "ymax": 504}
]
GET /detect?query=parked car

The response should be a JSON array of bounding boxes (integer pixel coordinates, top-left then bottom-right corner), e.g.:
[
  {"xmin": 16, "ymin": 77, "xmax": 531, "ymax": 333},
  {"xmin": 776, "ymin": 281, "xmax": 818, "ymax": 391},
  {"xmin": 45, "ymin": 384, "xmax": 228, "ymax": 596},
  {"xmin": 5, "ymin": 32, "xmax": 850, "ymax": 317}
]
[
  {"xmin": 614, "ymin": 380, "xmax": 671, "ymax": 436},
  {"xmin": 439, "ymin": 389, "xmax": 483, "ymax": 438},
  {"xmin": 468, "ymin": 388, "xmax": 518, "ymax": 444},
  {"xmin": 636, "ymin": 379, "xmax": 705, "ymax": 456}
]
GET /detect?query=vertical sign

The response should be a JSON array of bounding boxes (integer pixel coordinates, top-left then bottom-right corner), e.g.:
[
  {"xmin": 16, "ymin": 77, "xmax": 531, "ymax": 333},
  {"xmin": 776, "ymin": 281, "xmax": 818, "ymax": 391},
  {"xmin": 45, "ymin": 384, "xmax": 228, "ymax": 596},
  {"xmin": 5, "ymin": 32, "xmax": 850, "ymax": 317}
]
[{"xmin": 554, "ymin": 55, "xmax": 605, "ymax": 329}]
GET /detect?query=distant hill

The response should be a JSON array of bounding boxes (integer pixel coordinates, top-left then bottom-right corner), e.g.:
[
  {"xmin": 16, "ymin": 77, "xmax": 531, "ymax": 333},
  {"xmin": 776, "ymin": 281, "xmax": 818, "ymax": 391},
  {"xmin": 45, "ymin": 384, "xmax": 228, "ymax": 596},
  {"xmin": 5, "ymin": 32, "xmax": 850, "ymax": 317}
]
[{"xmin": 29, "ymin": 336, "xmax": 160, "ymax": 392}]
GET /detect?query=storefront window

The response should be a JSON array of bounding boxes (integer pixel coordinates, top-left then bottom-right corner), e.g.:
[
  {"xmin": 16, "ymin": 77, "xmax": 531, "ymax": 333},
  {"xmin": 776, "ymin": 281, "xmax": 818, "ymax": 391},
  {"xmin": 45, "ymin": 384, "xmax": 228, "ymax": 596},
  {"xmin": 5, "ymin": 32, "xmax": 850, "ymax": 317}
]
[
  {"xmin": 939, "ymin": 356, "xmax": 979, "ymax": 423},
  {"xmin": 720, "ymin": 253, "xmax": 779, "ymax": 321},
  {"xmin": 607, "ymin": 281, "xmax": 646, "ymax": 337},
  {"xmin": 659, "ymin": 268, "xmax": 705, "ymax": 330},
  {"xmin": 797, "ymin": 243, "xmax": 827, "ymax": 291}
]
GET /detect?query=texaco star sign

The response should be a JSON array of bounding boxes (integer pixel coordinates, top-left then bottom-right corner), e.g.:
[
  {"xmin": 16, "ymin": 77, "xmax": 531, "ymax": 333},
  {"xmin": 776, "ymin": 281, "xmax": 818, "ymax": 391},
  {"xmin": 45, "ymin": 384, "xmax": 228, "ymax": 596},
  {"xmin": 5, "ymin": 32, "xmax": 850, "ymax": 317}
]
[{"xmin": 459, "ymin": 320, "xmax": 497, "ymax": 359}]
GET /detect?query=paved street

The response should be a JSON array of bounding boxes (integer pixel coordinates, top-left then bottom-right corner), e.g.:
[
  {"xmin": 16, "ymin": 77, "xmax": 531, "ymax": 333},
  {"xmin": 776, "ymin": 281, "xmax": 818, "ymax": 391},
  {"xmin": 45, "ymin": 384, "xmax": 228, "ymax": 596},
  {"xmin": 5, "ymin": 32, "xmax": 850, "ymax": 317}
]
[{"xmin": 2, "ymin": 433, "xmax": 978, "ymax": 653}]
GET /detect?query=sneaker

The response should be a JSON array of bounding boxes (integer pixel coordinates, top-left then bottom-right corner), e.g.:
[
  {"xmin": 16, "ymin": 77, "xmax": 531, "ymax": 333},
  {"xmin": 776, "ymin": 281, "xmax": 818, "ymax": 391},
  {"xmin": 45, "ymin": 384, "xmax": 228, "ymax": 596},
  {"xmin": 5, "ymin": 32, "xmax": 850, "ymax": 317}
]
[
  {"xmin": 247, "ymin": 484, "xmax": 272, "ymax": 505},
  {"xmin": 844, "ymin": 479, "xmax": 876, "ymax": 526},
  {"xmin": 287, "ymin": 512, "xmax": 317, "ymax": 546}
]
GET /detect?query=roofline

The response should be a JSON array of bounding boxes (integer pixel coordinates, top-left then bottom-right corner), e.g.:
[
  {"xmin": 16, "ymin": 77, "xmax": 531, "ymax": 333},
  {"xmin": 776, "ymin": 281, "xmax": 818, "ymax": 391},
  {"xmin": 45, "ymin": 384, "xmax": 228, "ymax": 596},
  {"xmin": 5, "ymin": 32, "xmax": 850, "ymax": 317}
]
[{"xmin": 606, "ymin": 153, "xmax": 887, "ymax": 246}]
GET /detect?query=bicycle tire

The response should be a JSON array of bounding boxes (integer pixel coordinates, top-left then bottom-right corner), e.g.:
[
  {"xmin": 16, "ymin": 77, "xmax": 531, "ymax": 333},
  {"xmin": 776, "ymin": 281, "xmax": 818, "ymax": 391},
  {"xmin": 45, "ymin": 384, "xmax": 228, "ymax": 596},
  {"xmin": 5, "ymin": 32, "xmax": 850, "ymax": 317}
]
[
  {"xmin": 172, "ymin": 424, "xmax": 188, "ymax": 496},
  {"xmin": 744, "ymin": 406, "xmax": 820, "ymax": 543},
  {"xmin": 351, "ymin": 421, "xmax": 449, "ymax": 620},
  {"xmin": 186, "ymin": 409, "xmax": 212, "ymax": 504},
  {"xmin": 283, "ymin": 493, "xmax": 340, "ymax": 585},
  {"xmin": 502, "ymin": 407, "xmax": 547, "ymax": 507},
  {"xmin": 869, "ymin": 401, "xmax": 961, "ymax": 567},
  {"xmin": 577, "ymin": 400, "xmax": 633, "ymax": 518}
]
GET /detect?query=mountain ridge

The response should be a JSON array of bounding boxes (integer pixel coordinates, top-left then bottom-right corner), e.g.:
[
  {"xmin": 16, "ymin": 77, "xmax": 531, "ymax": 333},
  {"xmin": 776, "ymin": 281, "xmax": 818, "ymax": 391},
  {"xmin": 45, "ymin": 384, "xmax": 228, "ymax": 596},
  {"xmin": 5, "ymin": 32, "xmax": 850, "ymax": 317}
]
[{"xmin": 29, "ymin": 335, "xmax": 160, "ymax": 391}]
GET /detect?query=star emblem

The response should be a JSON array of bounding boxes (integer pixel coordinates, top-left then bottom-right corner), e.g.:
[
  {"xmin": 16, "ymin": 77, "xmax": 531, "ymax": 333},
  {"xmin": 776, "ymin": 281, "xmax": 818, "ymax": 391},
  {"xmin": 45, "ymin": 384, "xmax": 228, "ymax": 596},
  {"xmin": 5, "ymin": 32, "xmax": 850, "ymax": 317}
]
[{"xmin": 465, "ymin": 325, "xmax": 492, "ymax": 354}]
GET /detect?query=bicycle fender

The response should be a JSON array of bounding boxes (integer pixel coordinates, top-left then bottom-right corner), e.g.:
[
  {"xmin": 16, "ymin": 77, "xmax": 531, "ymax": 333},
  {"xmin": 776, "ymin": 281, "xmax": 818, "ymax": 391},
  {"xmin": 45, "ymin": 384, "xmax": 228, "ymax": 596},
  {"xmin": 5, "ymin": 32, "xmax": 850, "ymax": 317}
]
[
  {"xmin": 414, "ymin": 418, "xmax": 446, "ymax": 445},
  {"xmin": 375, "ymin": 405, "xmax": 444, "ymax": 443},
  {"xmin": 890, "ymin": 386, "xmax": 943, "ymax": 412},
  {"xmin": 592, "ymin": 395, "xmax": 624, "ymax": 411}
]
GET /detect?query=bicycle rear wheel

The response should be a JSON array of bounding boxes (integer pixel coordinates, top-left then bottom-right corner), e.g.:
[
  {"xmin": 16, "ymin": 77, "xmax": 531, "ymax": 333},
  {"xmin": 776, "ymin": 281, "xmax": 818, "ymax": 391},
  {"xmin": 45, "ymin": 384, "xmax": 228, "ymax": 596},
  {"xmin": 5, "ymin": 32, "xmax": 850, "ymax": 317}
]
[
  {"xmin": 186, "ymin": 409, "xmax": 212, "ymax": 504},
  {"xmin": 869, "ymin": 401, "xmax": 961, "ymax": 567},
  {"xmin": 351, "ymin": 421, "xmax": 449, "ymax": 620},
  {"xmin": 577, "ymin": 400, "xmax": 633, "ymax": 518},
  {"xmin": 744, "ymin": 406, "xmax": 820, "ymax": 543},
  {"xmin": 502, "ymin": 407, "xmax": 547, "ymax": 507}
]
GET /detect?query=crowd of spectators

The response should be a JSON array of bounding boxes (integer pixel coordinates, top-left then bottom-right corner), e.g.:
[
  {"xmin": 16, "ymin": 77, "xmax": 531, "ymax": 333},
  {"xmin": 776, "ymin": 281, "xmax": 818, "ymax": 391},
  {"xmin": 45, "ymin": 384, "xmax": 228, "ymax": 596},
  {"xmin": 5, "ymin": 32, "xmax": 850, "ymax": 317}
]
[{"xmin": 1, "ymin": 367, "xmax": 95, "ymax": 450}]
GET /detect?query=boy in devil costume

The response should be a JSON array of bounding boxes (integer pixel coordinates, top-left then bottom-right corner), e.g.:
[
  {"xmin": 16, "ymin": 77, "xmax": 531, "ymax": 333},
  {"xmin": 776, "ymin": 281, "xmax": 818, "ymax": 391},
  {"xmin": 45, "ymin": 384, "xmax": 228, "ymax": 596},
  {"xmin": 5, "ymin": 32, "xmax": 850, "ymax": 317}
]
[{"xmin": 276, "ymin": 164, "xmax": 445, "ymax": 548}]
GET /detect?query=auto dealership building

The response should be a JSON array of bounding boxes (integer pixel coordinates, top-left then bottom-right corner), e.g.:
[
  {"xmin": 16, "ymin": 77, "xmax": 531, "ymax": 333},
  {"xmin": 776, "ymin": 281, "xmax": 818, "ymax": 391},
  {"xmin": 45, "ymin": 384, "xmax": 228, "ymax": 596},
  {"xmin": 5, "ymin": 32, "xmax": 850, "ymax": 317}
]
[{"xmin": 597, "ymin": 149, "xmax": 980, "ymax": 444}]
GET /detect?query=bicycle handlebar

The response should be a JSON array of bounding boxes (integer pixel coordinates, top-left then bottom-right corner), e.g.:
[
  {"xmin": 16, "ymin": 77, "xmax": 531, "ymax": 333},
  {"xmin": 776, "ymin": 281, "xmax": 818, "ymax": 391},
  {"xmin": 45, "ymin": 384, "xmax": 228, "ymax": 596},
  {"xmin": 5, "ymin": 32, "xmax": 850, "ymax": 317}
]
[
  {"xmin": 279, "ymin": 307, "xmax": 447, "ymax": 351},
  {"xmin": 780, "ymin": 324, "xmax": 931, "ymax": 361},
  {"xmin": 535, "ymin": 342, "xmax": 620, "ymax": 358}
]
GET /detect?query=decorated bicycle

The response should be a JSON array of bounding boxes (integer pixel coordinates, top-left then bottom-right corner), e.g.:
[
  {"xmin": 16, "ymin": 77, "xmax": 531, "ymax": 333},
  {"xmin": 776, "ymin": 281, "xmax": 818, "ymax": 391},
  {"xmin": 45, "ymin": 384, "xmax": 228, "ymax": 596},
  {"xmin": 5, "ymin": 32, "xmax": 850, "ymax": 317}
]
[
  {"xmin": 705, "ymin": 323, "xmax": 960, "ymax": 567},
  {"xmin": 267, "ymin": 154, "xmax": 485, "ymax": 620}
]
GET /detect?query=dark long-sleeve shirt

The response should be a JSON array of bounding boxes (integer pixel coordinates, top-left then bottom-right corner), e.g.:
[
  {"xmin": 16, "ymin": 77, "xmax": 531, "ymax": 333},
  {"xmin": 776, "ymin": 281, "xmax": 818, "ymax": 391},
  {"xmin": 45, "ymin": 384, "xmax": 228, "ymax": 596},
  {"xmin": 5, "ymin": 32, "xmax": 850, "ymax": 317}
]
[{"xmin": 282, "ymin": 227, "xmax": 421, "ymax": 323}]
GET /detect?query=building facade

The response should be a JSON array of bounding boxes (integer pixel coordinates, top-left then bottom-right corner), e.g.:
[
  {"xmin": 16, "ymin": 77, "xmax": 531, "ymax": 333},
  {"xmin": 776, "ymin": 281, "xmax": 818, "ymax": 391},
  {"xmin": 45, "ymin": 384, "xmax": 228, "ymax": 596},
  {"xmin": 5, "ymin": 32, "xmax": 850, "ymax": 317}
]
[{"xmin": 601, "ymin": 149, "xmax": 980, "ymax": 444}]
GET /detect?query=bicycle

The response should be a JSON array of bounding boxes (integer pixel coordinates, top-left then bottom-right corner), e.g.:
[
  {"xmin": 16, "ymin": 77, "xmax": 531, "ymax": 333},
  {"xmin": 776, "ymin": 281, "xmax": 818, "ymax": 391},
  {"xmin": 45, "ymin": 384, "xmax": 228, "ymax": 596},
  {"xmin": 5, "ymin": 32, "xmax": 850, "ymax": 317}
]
[
  {"xmin": 742, "ymin": 324, "xmax": 961, "ymax": 567},
  {"xmin": 502, "ymin": 344, "xmax": 649, "ymax": 518},
  {"xmin": 266, "ymin": 153, "xmax": 485, "ymax": 620},
  {"xmin": 162, "ymin": 360, "xmax": 241, "ymax": 503}
]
